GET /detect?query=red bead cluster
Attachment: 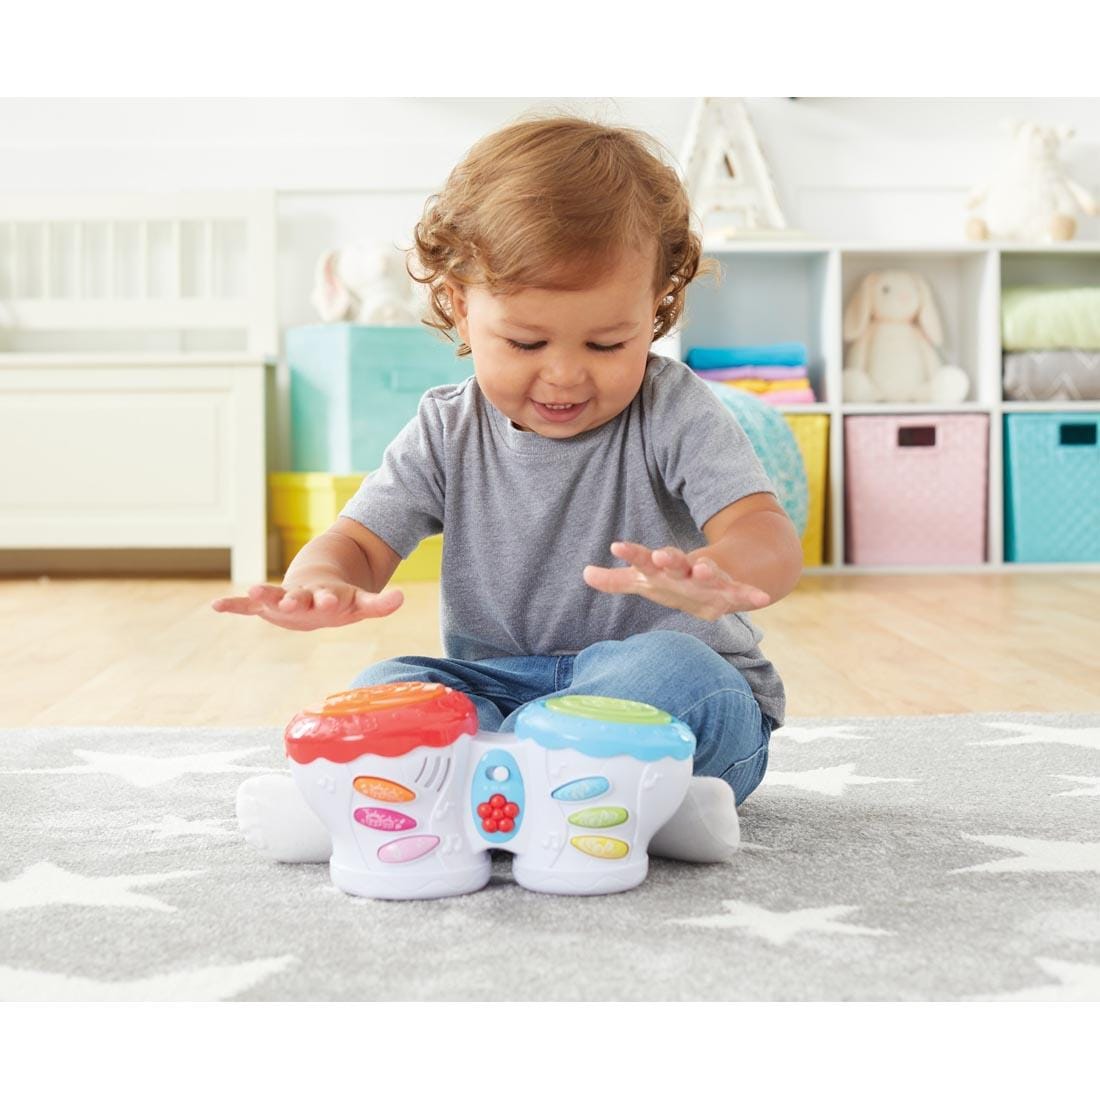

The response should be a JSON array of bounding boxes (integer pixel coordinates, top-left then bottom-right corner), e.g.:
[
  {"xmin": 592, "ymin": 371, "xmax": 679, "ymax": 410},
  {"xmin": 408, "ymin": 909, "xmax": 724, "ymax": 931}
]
[{"xmin": 477, "ymin": 792, "xmax": 520, "ymax": 833}]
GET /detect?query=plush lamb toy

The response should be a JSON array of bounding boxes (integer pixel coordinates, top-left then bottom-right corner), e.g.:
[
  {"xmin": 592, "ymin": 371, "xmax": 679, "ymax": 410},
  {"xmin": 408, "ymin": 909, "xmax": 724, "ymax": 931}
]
[
  {"xmin": 842, "ymin": 269, "xmax": 970, "ymax": 404},
  {"xmin": 965, "ymin": 119, "xmax": 1098, "ymax": 242},
  {"xmin": 310, "ymin": 240, "xmax": 423, "ymax": 324}
]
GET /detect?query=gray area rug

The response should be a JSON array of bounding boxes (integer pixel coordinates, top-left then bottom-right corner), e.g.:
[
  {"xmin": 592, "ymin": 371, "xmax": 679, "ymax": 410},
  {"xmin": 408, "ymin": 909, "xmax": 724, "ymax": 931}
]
[{"xmin": 1, "ymin": 713, "xmax": 1098, "ymax": 1001}]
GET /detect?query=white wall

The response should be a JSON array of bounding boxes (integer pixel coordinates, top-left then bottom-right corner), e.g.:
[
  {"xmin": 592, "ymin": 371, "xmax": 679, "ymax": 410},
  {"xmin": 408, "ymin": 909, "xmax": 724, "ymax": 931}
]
[
  {"xmin": 2, "ymin": 96, "xmax": 1097, "ymax": 575},
  {"xmin": 2, "ymin": 96, "xmax": 1099, "ymax": 336}
]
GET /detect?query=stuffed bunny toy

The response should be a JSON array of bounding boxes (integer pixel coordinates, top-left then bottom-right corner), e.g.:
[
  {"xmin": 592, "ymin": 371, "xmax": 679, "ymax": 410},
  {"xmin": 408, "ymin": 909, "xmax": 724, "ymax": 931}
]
[
  {"xmin": 965, "ymin": 119, "xmax": 1098, "ymax": 242},
  {"xmin": 842, "ymin": 270, "xmax": 970, "ymax": 404},
  {"xmin": 310, "ymin": 240, "xmax": 423, "ymax": 324}
]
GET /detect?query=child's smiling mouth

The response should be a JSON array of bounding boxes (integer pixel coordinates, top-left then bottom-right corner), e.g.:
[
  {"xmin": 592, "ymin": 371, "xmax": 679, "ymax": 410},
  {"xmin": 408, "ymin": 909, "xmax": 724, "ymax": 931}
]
[{"xmin": 532, "ymin": 399, "xmax": 589, "ymax": 422}]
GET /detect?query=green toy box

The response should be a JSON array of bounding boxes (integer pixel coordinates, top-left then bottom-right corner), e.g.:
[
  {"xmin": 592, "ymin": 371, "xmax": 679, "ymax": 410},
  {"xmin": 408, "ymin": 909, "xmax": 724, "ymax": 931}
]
[{"xmin": 288, "ymin": 324, "xmax": 472, "ymax": 473}]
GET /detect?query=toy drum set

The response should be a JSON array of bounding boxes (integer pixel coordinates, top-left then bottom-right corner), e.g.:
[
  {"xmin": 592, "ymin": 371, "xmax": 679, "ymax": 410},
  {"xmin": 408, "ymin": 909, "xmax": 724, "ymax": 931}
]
[{"xmin": 284, "ymin": 682, "xmax": 695, "ymax": 899}]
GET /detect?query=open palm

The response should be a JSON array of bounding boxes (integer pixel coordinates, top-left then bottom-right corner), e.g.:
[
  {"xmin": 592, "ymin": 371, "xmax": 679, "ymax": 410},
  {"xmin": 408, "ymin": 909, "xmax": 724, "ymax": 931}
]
[{"xmin": 582, "ymin": 541, "xmax": 771, "ymax": 622}]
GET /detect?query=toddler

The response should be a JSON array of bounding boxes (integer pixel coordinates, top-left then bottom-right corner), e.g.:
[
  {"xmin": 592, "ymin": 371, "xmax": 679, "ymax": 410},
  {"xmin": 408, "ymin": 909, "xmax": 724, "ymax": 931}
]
[{"xmin": 215, "ymin": 113, "xmax": 804, "ymax": 865}]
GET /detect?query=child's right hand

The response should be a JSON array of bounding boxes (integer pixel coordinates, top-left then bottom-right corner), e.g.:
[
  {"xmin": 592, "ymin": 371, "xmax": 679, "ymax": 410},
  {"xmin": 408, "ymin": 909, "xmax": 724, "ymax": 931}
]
[{"xmin": 211, "ymin": 583, "xmax": 404, "ymax": 631}]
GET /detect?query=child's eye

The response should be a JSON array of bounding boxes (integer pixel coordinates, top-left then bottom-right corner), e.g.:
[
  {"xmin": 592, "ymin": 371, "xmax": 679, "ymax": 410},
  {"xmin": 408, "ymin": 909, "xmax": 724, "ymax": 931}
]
[{"xmin": 505, "ymin": 339, "xmax": 626, "ymax": 353}]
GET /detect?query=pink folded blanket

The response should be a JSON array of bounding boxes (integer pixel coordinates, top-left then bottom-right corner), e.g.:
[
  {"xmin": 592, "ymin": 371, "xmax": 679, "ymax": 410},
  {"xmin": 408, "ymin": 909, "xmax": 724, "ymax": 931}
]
[{"xmin": 759, "ymin": 388, "xmax": 817, "ymax": 405}]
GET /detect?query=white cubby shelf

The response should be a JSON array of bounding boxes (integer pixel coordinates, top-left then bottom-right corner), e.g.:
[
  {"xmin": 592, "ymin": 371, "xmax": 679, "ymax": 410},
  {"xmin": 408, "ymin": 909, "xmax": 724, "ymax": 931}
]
[{"xmin": 661, "ymin": 239, "xmax": 1100, "ymax": 575}]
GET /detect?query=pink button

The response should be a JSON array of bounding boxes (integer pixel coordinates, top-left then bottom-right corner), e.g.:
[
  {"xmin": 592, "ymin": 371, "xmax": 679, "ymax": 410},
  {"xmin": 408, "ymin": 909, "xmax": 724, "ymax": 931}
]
[
  {"xmin": 354, "ymin": 807, "xmax": 417, "ymax": 832},
  {"xmin": 377, "ymin": 835, "xmax": 441, "ymax": 864}
]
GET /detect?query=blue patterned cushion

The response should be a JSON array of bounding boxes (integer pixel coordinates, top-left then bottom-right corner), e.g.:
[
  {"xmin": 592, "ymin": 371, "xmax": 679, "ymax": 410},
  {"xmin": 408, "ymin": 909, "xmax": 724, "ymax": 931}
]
[{"xmin": 702, "ymin": 381, "xmax": 808, "ymax": 536}]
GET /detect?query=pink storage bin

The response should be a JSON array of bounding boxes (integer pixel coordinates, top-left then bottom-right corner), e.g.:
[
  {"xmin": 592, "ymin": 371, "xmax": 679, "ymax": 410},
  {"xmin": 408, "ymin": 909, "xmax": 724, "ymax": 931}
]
[{"xmin": 845, "ymin": 414, "xmax": 989, "ymax": 565}]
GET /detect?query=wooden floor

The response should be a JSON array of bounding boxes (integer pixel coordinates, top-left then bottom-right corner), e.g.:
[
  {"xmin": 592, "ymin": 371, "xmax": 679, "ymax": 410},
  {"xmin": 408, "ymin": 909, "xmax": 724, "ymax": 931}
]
[{"xmin": 3, "ymin": 572, "xmax": 1099, "ymax": 727}]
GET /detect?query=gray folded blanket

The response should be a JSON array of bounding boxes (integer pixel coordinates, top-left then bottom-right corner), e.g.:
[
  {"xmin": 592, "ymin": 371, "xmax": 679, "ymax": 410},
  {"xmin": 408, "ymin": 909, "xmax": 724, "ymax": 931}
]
[{"xmin": 1003, "ymin": 350, "xmax": 1100, "ymax": 401}]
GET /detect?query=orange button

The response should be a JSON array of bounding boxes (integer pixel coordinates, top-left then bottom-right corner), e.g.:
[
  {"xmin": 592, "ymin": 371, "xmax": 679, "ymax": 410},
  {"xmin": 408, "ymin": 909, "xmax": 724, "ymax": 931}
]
[{"xmin": 353, "ymin": 776, "xmax": 416, "ymax": 803}]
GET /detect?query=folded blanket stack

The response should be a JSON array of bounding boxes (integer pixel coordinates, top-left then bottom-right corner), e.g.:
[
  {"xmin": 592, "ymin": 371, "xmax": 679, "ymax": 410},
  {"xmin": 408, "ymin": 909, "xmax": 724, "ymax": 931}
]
[
  {"xmin": 1001, "ymin": 287, "xmax": 1100, "ymax": 401},
  {"xmin": 685, "ymin": 343, "xmax": 817, "ymax": 405}
]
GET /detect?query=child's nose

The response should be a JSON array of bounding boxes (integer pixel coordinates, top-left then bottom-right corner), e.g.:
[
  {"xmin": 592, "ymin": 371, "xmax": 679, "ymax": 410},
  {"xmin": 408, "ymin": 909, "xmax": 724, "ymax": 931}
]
[{"xmin": 539, "ymin": 356, "xmax": 587, "ymax": 387}]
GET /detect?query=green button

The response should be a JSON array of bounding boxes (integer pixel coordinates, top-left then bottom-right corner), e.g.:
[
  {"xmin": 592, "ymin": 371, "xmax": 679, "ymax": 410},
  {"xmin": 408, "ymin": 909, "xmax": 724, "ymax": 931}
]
[
  {"xmin": 545, "ymin": 695, "xmax": 670, "ymax": 725},
  {"xmin": 567, "ymin": 806, "xmax": 629, "ymax": 828}
]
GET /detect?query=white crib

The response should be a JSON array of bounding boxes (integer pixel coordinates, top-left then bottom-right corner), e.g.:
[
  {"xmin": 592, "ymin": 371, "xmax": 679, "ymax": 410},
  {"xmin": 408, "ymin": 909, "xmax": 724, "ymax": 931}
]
[{"xmin": 0, "ymin": 192, "xmax": 277, "ymax": 583}]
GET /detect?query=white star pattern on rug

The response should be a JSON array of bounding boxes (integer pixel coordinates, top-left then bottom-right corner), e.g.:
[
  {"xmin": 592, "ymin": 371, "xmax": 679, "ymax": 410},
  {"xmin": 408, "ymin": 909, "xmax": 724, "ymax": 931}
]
[
  {"xmin": 2, "ymin": 711, "xmax": 1097, "ymax": 1000},
  {"xmin": 0, "ymin": 861, "xmax": 201, "ymax": 912},
  {"xmin": 762, "ymin": 762, "xmax": 918, "ymax": 797},
  {"xmin": 982, "ymin": 958, "xmax": 1100, "ymax": 1001},
  {"xmin": 1053, "ymin": 775, "xmax": 1100, "ymax": 798},
  {"xmin": 0, "ymin": 747, "xmax": 273, "ymax": 788},
  {"xmin": 0, "ymin": 956, "xmax": 296, "ymax": 1001},
  {"xmin": 128, "ymin": 815, "xmax": 236, "ymax": 839},
  {"xmin": 770, "ymin": 725, "xmax": 871, "ymax": 744},
  {"xmin": 669, "ymin": 901, "xmax": 892, "ymax": 945},
  {"xmin": 972, "ymin": 721, "xmax": 1100, "ymax": 752},
  {"xmin": 949, "ymin": 835, "xmax": 1100, "ymax": 874}
]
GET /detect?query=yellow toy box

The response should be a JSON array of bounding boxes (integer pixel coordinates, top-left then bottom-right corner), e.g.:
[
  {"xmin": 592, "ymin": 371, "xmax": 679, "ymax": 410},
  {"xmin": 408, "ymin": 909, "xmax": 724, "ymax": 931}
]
[
  {"xmin": 269, "ymin": 472, "xmax": 442, "ymax": 582},
  {"xmin": 782, "ymin": 414, "xmax": 829, "ymax": 566}
]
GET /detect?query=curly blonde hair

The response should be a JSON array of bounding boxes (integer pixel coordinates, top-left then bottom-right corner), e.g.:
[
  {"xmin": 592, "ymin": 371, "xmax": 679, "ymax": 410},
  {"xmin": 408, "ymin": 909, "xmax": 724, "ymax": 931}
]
[{"xmin": 407, "ymin": 111, "xmax": 719, "ymax": 357}]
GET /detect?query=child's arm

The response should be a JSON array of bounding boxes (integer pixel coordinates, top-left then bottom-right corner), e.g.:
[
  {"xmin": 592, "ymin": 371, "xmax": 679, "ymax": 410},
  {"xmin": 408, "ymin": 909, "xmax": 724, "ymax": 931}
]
[
  {"xmin": 211, "ymin": 518, "xmax": 405, "ymax": 631},
  {"xmin": 583, "ymin": 492, "xmax": 803, "ymax": 622},
  {"xmin": 687, "ymin": 493, "xmax": 804, "ymax": 602}
]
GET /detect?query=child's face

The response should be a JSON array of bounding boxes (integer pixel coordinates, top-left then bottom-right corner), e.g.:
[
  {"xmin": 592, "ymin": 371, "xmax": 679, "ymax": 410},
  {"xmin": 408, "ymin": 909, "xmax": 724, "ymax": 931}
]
[{"xmin": 447, "ymin": 246, "xmax": 668, "ymax": 437}]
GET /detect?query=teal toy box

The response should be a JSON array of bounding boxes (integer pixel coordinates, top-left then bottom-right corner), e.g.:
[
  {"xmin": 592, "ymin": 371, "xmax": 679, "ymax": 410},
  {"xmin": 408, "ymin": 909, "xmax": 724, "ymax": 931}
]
[
  {"xmin": 288, "ymin": 325, "xmax": 472, "ymax": 473},
  {"xmin": 1004, "ymin": 412, "xmax": 1100, "ymax": 562}
]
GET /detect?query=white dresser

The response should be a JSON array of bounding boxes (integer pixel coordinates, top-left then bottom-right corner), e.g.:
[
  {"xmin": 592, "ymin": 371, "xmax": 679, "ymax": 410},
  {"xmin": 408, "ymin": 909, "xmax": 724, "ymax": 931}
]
[{"xmin": 0, "ymin": 192, "xmax": 277, "ymax": 583}]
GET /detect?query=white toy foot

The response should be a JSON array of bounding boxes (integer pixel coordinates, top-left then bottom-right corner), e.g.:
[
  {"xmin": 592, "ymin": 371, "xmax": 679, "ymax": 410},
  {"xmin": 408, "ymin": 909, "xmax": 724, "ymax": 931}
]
[
  {"xmin": 236, "ymin": 773, "xmax": 333, "ymax": 863},
  {"xmin": 927, "ymin": 365, "xmax": 970, "ymax": 404},
  {"xmin": 842, "ymin": 368, "xmax": 879, "ymax": 403},
  {"xmin": 648, "ymin": 776, "xmax": 740, "ymax": 863}
]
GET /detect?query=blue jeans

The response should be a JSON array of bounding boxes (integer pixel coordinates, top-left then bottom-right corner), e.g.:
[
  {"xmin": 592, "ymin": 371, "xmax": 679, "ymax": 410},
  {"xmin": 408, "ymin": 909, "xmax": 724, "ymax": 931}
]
[{"xmin": 349, "ymin": 629, "xmax": 773, "ymax": 806}]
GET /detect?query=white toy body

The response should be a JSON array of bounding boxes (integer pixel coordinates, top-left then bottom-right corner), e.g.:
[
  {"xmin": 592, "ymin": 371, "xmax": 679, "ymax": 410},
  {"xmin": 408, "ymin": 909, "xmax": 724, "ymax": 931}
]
[{"xmin": 286, "ymin": 689, "xmax": 695, "ymax": 900}]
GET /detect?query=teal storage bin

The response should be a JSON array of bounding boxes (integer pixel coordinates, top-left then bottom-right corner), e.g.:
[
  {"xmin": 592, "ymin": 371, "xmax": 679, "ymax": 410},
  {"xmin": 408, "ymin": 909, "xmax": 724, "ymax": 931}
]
[
  {"xmin": 288, "ymin": 324, "xmax": 472, "ymax": 473},
  {"xmin": 1004, "ymin": 412, "xmax": 1100, "ymax": 562}
]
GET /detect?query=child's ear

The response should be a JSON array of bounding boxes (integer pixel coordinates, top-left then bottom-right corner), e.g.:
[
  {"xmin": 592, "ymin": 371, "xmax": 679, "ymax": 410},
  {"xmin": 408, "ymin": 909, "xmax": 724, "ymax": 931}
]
[{"xmin": 445, "ymin": 280, "xmax": 470, "ymax": 342}]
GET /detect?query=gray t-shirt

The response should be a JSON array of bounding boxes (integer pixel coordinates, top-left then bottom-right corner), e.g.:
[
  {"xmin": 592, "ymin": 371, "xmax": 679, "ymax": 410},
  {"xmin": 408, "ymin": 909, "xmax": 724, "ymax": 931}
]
[{"xmin": 339, "ymin": 351, "xmax": 787, "ymax": 727}]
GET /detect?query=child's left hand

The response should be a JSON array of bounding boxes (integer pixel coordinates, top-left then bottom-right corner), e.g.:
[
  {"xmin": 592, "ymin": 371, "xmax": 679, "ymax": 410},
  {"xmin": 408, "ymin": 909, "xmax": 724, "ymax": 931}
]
[{"xmin": 583, "ymin": 541, "xmax": 772, "ymax": 622}]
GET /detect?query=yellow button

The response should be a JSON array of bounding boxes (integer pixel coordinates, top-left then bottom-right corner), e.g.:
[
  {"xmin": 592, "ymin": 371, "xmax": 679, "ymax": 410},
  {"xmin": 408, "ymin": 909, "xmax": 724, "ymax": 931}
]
[{"xmin": 571, "ymin": 835, "xmax": 629, "ymax": 860}]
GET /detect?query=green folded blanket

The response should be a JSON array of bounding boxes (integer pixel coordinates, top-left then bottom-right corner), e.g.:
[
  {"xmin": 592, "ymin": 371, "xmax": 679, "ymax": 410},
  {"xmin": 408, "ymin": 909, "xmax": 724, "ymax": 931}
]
[{"xmin": 1001, "ymin": 286, "xmax": 1100, "ymax": 351}]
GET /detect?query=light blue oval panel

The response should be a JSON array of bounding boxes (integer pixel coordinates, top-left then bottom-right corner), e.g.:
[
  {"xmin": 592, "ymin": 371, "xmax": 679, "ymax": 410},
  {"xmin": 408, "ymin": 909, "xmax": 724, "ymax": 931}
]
[{"xmin": 551, "ymin": 776, "xmax": 610, "ymax": 802}]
